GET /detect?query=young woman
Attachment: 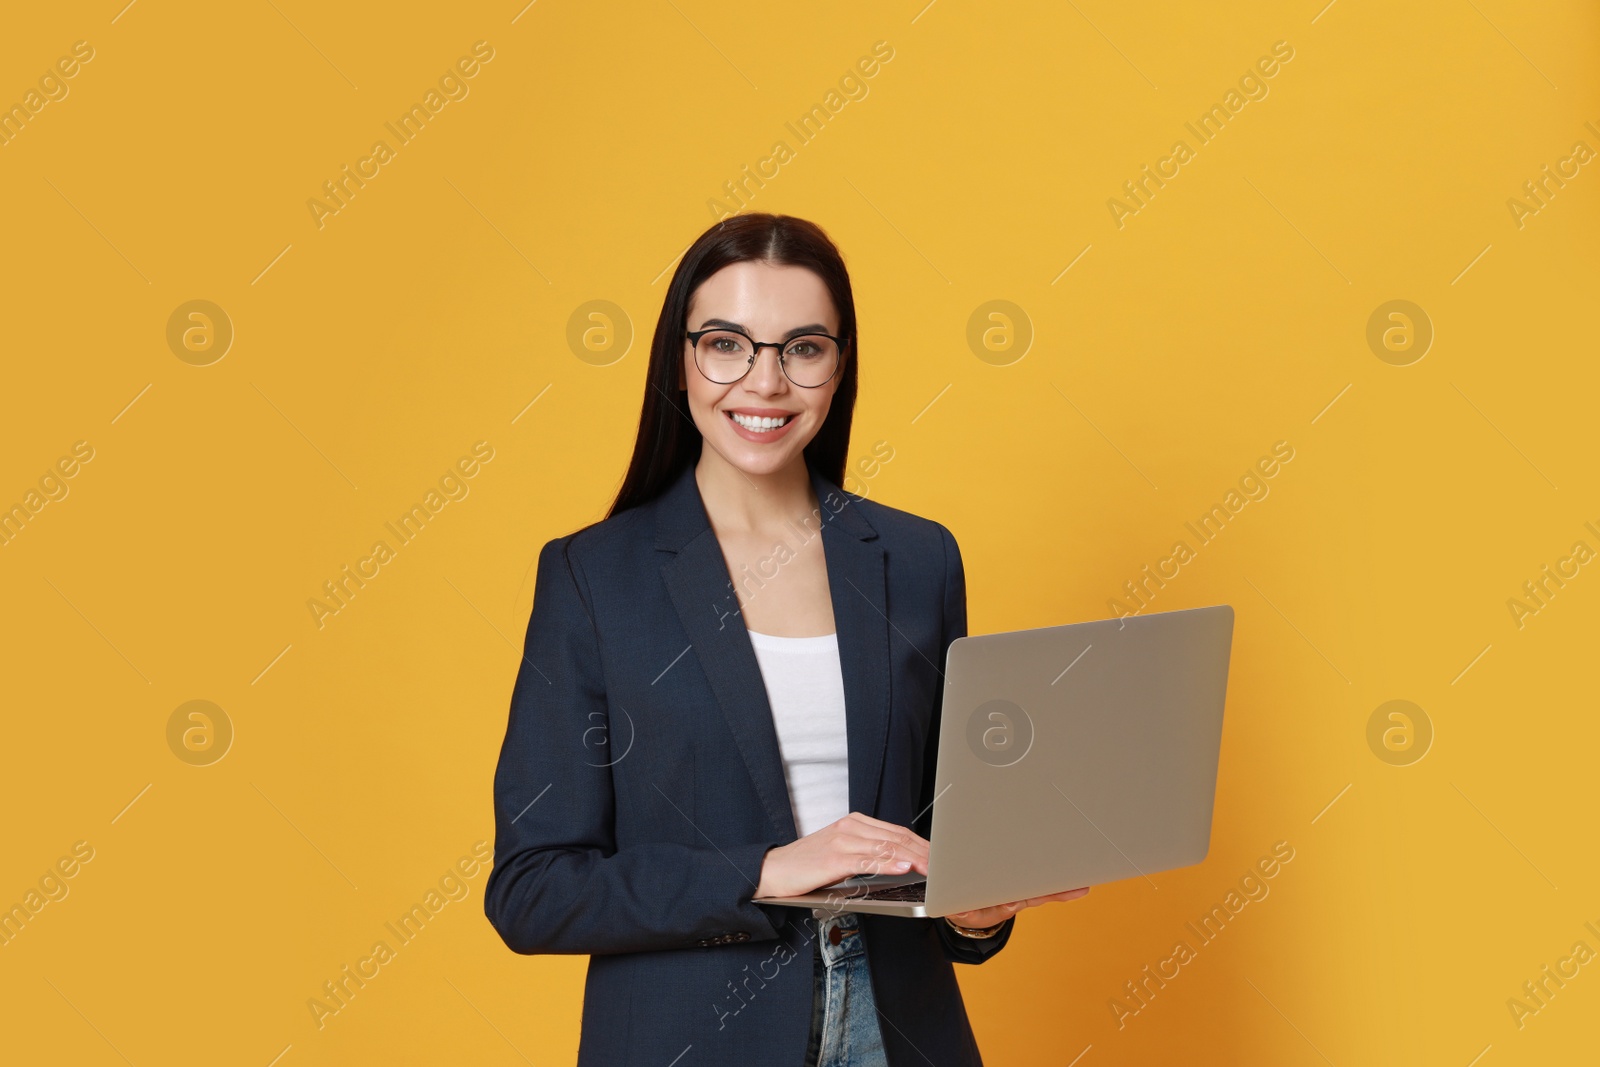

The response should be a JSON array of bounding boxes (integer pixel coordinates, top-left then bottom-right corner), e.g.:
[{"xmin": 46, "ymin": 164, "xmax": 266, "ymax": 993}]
[{"xmin": 485, "ymin": 213, "xmax": 1088, "ymax": 1066}]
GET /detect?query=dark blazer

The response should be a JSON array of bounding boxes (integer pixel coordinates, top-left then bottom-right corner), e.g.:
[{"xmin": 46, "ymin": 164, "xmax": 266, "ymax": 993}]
[{"xmin": 485, "ymin": 458, "xmax": 1015, "ymax": 1066}]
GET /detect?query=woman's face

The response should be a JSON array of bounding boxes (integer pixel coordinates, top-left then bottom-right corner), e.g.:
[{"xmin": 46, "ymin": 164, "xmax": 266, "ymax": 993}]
[{"xmin": 679, "ymin": 260, "xmax": 843, "ymax": 479}]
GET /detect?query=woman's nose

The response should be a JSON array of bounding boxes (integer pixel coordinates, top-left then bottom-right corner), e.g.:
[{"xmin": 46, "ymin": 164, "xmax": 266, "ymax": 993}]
[{"xmin": 745, "ymin": 347, "xmax": 789, "ymax": 392}]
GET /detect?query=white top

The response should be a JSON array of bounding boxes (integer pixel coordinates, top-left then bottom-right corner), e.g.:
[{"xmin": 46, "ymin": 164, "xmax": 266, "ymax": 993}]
[{"xmin": 746, "ymin": 629, "xmax": 850, "ymax": 841}]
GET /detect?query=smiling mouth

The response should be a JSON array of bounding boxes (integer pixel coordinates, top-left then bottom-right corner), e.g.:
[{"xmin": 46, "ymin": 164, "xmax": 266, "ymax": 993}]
[{"xmin": 726, "ymin": 411, "xmax": 795, "ymax": 432}]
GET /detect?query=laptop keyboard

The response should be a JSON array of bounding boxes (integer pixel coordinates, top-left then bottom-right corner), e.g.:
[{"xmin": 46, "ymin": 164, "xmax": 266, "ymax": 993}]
[{"xmin": 859, "ymin": 880, "xmax": 927, "ymax": 902}]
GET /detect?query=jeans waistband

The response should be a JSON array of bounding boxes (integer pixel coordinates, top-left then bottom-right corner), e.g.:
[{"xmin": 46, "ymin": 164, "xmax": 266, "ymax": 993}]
[{"xmin": 814, "ymin": 911, "xmax": 864, "ymax": 968}]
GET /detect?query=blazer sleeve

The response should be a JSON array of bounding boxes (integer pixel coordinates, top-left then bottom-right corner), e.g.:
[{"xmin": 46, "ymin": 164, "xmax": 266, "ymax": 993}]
[
  {"xmin": 483, "ymin": 535, "xmax": 789, "ymax": 956},
  {"xmin": 919, "ymin": 521, "xmax": 1017, "ymax": 965}
]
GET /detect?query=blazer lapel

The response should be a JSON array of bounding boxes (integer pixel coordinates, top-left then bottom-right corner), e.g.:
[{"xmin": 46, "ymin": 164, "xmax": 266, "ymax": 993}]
[{"xmin": 653, "ymin": 460, "xmax": 891, "ymax": 841}]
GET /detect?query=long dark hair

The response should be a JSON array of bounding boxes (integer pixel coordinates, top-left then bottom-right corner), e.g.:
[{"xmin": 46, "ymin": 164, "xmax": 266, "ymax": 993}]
[{"xmin": 604, "ymin": 213, "xmax": 859, "ymax": 520}]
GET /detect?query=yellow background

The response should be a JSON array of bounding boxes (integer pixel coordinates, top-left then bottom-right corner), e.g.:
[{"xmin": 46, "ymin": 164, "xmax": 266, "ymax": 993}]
[{"xmin": 2, "ymin": 0, "xmax": 1596, "ymax": 1063}]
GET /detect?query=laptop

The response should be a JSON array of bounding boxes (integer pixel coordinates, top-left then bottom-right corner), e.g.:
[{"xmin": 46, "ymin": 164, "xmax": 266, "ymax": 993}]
[{"xmin": 752, "ymin": 603, "xmax": 1235, "ymax": 918}]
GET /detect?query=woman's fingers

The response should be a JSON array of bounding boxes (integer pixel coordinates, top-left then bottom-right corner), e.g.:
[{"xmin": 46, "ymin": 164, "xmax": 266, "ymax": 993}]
[
  {"xmin": 996, "ymin": 887, "xmax": 1093, "ymax": 912},
  {"xmin": 835, "ymin": 813, "xmax": 930, "ymax": 874},
  {"xmin": 945, "ymin": 886, "xmax": 1093, "ymax": 926},
  {"xmin": 843, "ymin": 832, "xmax": 928, "ymax": 875},
  {"xmin": 846, "ymin": 812, "xmax": 931, "ymax": 850},
  {"xmin": 1025, "ymin": 887, "xmax": 1090, "ymax": 906},
  {"xmin": 996, "ymin": 887, "xmax": 1091, "ymax": 911},
  {"xmin": 763, "ymin": 814, "xmax": 938, "ymax": 896},
  {"xmin": 846, "ymin": 810, "xmax": 914, "ymax": 832},
  {"xmin": 811, "ymin": 813, "xmax": 1093, "ymax": 903},
  {"xmin": 1062, "ymin": 886, "xmax": 1091, "ymax": 899}
]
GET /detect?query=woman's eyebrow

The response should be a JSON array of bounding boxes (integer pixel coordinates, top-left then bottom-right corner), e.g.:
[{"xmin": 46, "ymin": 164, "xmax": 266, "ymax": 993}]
[{"xmin": 695, "ymin": 317, "xmax": 834, "ymax": 340}]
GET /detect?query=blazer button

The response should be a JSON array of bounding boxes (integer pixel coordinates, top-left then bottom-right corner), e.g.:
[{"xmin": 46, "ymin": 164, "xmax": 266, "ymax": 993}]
[
  {"xmin": 697, "ymin": 939, "xmax": 709, "ymax": 947},
  {"xmin": 735, "ymin": 932, "xmax": 749, "ymax": 941}
]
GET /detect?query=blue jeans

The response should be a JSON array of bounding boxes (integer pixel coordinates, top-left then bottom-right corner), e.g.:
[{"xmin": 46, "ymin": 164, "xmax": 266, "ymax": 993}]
[{"xmin": 804, "ymin": 912, "xmax": 888, "ymax": 1067}]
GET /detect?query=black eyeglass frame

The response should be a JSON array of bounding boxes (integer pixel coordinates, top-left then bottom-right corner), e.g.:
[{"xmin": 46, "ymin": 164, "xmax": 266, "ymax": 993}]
[{"xmin": 685, "ymin": 327, "xmax": 851, "ymax": 388}]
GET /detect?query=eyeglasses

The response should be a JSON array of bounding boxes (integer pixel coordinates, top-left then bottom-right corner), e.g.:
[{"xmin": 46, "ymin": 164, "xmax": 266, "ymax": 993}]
[{"xmin": 686, "ymin": 327, "xmax": 848, "ymax": 388}]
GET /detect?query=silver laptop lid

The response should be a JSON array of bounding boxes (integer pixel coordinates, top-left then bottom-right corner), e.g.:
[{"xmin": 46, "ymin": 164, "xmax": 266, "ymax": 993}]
[{"xmin": 924, "ymin": 604, "xmax": 1234, "ymax": 916}]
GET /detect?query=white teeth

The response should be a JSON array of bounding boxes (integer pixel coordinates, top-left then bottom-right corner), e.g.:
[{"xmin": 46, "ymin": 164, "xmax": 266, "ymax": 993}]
[{"xmin": 730, "ymin": 412, "xmax": 791, "ymax": 431}]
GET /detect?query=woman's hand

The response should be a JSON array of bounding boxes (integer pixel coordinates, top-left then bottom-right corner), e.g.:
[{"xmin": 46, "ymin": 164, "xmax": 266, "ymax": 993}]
[
  {"xmin": 755, "ymin": 812, "xmax": 929, "ymax": 898},
  {"xmin": 944, "ymin": 886, "xmax": 1091, "ymax": 931}
]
